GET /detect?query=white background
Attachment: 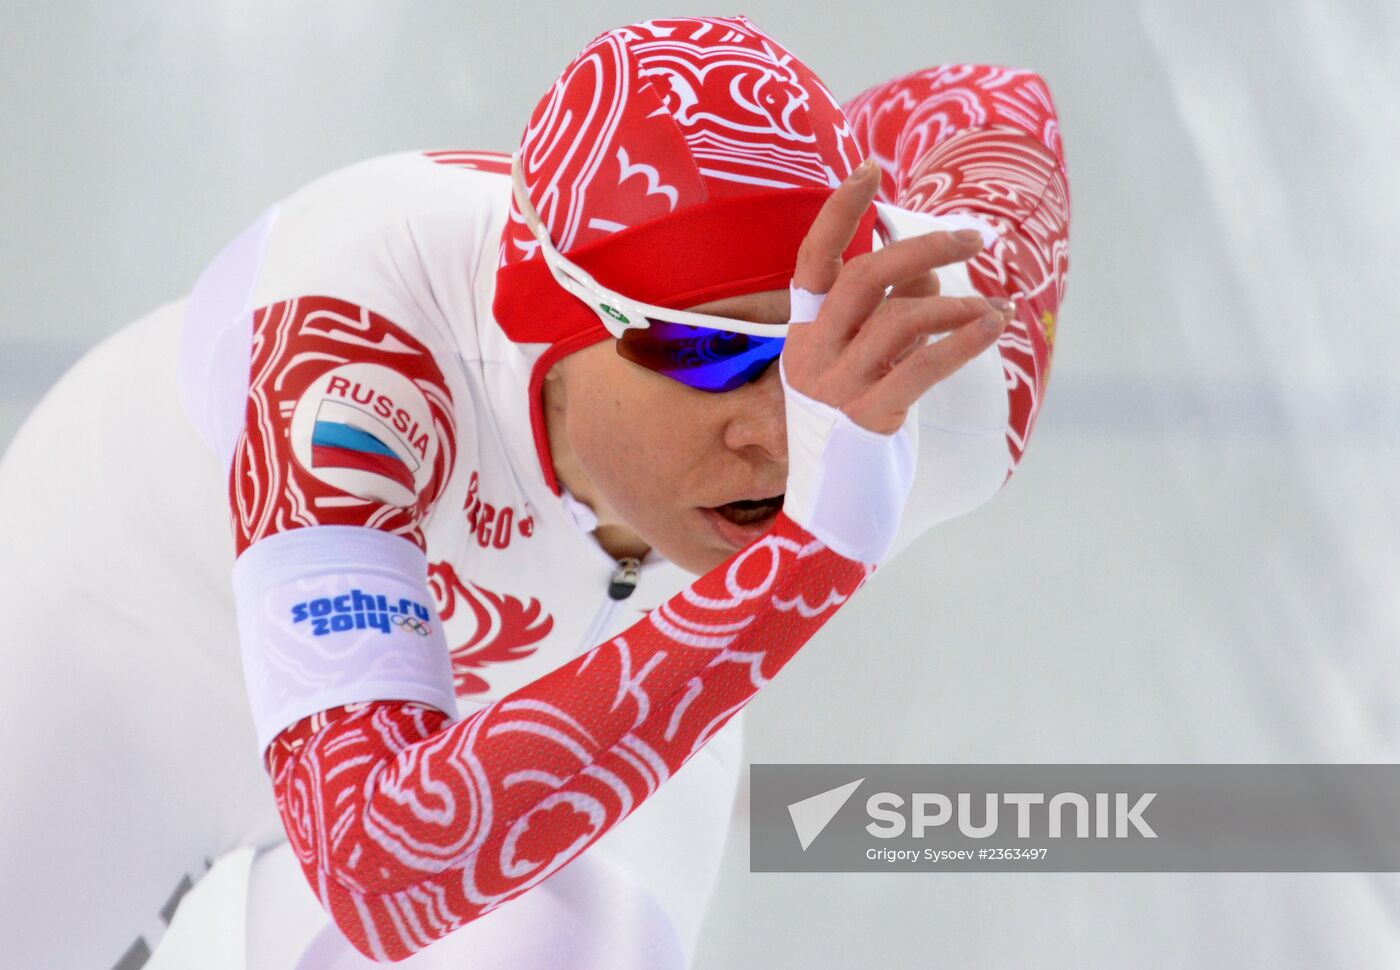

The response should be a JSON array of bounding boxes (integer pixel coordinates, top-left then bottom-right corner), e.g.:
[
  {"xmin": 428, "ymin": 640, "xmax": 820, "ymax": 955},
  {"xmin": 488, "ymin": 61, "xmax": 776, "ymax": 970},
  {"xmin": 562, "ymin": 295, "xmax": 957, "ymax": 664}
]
[{"xmin": 3, "ymin": 1, "xmax": 1398, "ymax": 966}]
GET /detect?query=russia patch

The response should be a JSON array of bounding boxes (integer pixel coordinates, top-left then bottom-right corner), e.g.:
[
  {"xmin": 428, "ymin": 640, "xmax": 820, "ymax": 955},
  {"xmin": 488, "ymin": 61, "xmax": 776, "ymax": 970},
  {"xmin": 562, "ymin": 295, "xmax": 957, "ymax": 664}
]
[
  {"xmin": 290, "ymin": 362, "xmax": 439, "ymax": 506},
  {"xmin": 310, "ymin": 399, "xmax": 420, "ymax": 491}
]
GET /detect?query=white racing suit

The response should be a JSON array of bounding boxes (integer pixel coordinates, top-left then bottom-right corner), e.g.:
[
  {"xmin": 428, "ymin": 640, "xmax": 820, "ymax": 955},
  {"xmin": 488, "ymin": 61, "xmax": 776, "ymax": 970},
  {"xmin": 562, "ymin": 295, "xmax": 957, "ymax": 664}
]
[{"xmin": 0, "ymin": 65, "xmax": 1066, "ymax": 969}]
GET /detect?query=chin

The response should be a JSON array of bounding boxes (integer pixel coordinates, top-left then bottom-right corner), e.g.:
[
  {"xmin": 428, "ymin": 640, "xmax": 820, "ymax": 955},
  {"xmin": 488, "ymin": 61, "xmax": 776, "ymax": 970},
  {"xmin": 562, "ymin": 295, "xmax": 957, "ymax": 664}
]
[
  {"xmin": 651, "ymin": 535, "xmax": 729, "ymax": 577},
  {"xmin": 655, "ymin": 504, "xmax": 788, "ymax": 576},
  {"xmin": 640, "ymin": 516, "xmax": 731, "ymax": 576}
]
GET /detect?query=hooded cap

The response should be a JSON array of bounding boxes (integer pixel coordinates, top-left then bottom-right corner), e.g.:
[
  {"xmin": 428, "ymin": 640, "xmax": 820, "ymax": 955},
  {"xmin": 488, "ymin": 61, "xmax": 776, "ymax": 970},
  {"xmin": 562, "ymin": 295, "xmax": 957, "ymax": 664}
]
[{"xmin": 493, "ymin": 15, "xmax": 876, "ymax": 493}]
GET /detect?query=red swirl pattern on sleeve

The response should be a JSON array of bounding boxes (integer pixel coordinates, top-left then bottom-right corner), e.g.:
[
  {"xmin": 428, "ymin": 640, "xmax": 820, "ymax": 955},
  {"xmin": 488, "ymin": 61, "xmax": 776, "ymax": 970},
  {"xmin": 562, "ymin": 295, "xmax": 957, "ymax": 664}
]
[
  {"xmin": 844, "ymin": 64, "xmax": 1072, "ymax": 471},
  {"xmin": 230, "ymin": 296, "xmax": 457, "ymax": 556},
  {"xmin": 264, "ymin": 512, "xmax": 870, "ymax": 961}
]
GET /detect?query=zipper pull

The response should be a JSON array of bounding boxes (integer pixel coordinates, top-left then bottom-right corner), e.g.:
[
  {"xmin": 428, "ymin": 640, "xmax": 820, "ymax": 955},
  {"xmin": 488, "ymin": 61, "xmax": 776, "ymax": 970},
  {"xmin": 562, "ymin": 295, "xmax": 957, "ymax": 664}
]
[{"xmin": 608, "ymin": 557, "xmax": 642, "ymax": 600}]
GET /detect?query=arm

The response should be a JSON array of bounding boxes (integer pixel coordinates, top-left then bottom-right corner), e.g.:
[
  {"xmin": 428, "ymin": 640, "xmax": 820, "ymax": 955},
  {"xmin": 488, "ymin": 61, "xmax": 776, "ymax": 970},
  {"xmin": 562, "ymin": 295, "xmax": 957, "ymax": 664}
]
[
  {"xmin": 241, "ymin": 314, "xmax": 875, "ymax": 959},
  {"xmin": 238, "ymin": 278, "xmax": 883, "ymax": 959},
  {"xmin": 233, "ymin": 166, "xmax": 996, "ymax": 962},
  {"xmin": 844, "ymin": 64, "xmax": 1071, "ymax": 548},
  {"xmin": 261, "ymin": 513, "xmax": 868, "ymax": 961}
]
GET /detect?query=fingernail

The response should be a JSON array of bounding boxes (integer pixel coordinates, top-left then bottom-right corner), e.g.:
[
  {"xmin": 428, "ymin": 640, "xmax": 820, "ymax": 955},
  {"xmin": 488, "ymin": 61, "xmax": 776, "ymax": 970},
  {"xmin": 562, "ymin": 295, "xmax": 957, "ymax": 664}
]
[
  {"xmin": 853, "ymin": 157, "xmax": 878, "ymax": 179},
  {"xmin": 953, "ymin": 229, "xmax": 982, "ymax": 246},
  {"xmin": 988, "ymin": 297, "xmax": 1015, "ymax": 315},
  {"xmin": 980, "ymin": 311, "xmax": 1005, "ymax": 333}
]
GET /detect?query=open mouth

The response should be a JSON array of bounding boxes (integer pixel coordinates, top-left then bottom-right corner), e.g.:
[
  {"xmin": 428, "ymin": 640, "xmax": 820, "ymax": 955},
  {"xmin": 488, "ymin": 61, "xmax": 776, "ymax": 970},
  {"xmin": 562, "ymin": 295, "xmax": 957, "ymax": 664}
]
[{"xmin": 711, "ymin": 494, "xmax": 785, "ymax": 525}]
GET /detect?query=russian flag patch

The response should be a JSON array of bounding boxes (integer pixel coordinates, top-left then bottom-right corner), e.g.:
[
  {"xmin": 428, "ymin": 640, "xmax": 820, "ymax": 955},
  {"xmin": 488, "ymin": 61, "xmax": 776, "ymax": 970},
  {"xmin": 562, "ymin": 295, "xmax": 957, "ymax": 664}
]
[{"xmin": 310, "ymin": 399, "xmax": 420, "ymax": 492}]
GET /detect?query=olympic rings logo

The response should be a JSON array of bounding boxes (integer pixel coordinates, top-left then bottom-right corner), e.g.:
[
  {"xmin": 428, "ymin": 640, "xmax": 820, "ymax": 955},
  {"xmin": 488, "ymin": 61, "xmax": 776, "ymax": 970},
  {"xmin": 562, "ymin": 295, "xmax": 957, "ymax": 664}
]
[{"xmin": 393, "ymin": 614, "xmax": 432, "ymax": 636}]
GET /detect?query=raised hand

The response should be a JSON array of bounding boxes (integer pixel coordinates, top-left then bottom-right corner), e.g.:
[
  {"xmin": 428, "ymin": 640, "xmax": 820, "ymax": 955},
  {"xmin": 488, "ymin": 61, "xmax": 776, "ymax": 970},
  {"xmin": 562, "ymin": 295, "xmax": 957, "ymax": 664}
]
[{"xmin": 781, "ymin": 157, "xmax": 1015, "ymax": 435}]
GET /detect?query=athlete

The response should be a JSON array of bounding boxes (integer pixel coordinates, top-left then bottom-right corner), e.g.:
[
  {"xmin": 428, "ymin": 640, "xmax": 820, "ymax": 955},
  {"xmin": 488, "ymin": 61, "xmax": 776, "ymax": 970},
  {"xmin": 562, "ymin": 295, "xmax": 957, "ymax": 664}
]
[{"xmin": 0, "ymin": 15, "xmax": 1069, "ymax": 969}]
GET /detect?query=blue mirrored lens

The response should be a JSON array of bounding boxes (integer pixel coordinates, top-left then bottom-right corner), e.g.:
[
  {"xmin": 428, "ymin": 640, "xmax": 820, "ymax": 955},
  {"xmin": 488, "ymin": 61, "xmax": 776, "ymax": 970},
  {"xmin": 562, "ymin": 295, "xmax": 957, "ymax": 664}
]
[{"xmin": 616, "ymin": 319, "xmax": 784, "ymax": 392}]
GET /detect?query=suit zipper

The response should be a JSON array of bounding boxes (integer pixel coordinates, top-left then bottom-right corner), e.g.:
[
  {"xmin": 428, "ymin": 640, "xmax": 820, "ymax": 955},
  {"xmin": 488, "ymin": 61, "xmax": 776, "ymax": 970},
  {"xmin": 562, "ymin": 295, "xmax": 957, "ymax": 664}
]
[{"xmin": 576, "ymin": 556, "xmax": 642, "ymax": 655}]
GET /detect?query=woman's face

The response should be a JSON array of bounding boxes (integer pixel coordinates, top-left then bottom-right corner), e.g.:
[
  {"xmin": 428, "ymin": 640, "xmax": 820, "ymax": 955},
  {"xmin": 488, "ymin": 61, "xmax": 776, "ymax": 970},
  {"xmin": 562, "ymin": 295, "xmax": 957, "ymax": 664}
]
[{"xmin": 544, "ymin": 289, "xmax": 791, "ymax": 575}]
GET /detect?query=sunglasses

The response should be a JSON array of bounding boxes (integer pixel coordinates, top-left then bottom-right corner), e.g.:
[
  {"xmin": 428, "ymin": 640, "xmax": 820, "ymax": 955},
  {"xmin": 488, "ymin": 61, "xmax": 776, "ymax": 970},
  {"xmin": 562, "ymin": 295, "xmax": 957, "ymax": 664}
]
[{"xmin": 510, "ymin": 152, "xmax": 902, "ymax": 393}]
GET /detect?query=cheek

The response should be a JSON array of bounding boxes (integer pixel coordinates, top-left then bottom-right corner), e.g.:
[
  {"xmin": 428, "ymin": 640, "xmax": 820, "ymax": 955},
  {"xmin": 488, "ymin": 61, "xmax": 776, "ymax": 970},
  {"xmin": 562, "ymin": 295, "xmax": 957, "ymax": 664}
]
[{"xmin": 568, "ymin": 363, "xmax": 716, "ymax": 505}]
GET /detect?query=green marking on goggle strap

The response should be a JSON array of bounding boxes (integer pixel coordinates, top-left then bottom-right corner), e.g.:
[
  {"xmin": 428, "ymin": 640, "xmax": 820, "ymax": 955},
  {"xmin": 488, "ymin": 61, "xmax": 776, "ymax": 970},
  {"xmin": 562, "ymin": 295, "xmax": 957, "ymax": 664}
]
[{"xmin": 600, "ymin": 304, "xmax": 630, "ymax": 325}]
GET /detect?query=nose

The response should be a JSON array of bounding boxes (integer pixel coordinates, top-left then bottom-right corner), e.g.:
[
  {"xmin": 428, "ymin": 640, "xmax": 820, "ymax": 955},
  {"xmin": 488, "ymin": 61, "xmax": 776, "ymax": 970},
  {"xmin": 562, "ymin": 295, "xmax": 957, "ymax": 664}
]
[{"xmin": 720, "ymin": 361, "xmax": 788, "ymax": 465}]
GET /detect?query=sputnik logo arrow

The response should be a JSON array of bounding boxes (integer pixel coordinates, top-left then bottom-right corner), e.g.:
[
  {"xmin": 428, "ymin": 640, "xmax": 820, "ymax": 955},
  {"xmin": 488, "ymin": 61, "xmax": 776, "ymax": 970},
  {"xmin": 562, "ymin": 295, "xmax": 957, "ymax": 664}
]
[{"xmin": 787, "ymin": 778, "xmax": 864, "ymax": 851}]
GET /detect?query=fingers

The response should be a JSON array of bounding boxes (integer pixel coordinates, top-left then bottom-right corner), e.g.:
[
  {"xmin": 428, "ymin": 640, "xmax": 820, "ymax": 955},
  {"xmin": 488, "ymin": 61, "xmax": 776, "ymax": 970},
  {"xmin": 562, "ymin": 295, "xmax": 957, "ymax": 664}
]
[
  {"xmin": 791, "ymin": 158, "xmax": 881, "ymax": 295},
  {"xmin": 842, "ymin": 295, "xmax": 999, "ymax": 385},
  {"xmin": 818, "ymin": 229, "xmax": 984, "ymax": 344},
  {"xmin": 843, "ymin": 310, "xmax": 1008, "ymax": 433},
  {"xmin": 887, "ymin": 268, "xmax": 939, "ymax": 300}
]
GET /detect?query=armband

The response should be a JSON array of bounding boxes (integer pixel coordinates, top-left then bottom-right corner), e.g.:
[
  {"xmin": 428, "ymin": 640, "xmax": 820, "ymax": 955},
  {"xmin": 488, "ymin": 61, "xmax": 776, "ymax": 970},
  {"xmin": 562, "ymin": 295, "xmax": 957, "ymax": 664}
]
[{"xmin": 231, "ymin": 525, "xmax": 458, "ymax": 753}]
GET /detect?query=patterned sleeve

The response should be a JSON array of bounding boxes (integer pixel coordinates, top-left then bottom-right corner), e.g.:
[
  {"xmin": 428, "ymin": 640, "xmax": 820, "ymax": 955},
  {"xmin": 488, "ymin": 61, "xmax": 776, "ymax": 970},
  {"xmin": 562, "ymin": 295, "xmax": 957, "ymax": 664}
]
[
  {"xmin": 844, "ymin": 64, "xmax": 1072, "ymax": 473},
  {"xmin": 231, "ymin": 295, "xmax": 457, "ymax": 557},
  {"xmin": 265, "ymin": 513, "xmax": 870, "ymax": 961}
]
